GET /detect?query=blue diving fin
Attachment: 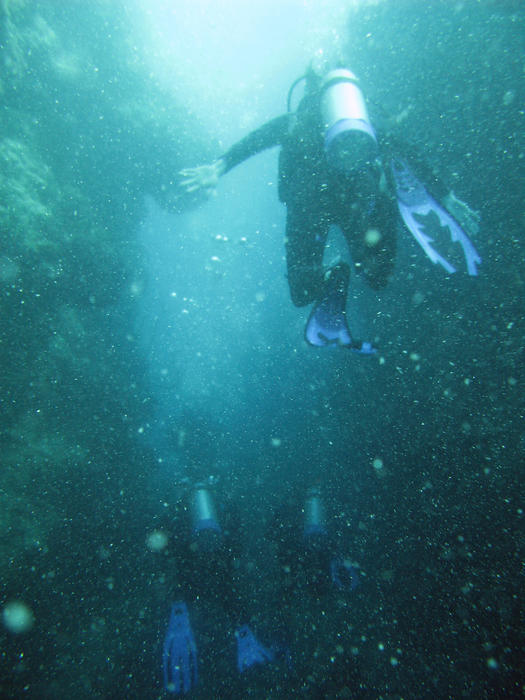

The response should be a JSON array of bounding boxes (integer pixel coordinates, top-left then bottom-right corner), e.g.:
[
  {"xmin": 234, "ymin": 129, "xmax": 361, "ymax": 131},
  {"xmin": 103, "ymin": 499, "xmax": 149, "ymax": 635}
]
[
  {"xmin": 390, "ymin": 158, "xmax": 481, "ymax": 276},
  {"xmin": 235, "ymin": 625, "xmax": 274, "ymax": 673},
  {"xmin": 305, "ymin": 263, "xmax": 376, "ymax": 354},
  {"xmin": 163, "ymin": 602, "xmax": 198, "ymax": 694}
]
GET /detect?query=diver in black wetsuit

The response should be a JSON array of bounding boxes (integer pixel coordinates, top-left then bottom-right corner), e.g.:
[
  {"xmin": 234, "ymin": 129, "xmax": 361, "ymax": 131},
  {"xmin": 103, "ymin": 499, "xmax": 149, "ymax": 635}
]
[
  {"xmin": 180, "ymin": 64, "xmax": 481, "ymax": 351},
  {"xmin": 181, "ymin": 65, "xmax": 393, "ymax": 352}
]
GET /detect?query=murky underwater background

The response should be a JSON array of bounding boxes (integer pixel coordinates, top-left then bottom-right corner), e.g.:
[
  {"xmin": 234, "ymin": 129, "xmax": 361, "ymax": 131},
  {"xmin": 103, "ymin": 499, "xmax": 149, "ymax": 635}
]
[{"xmin": 0, "ymin": 0, "xmax": 523, "ymax": 697}]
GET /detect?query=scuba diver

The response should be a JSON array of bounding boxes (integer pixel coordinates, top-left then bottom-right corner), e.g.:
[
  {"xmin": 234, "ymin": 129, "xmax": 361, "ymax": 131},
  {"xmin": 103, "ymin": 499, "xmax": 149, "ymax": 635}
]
[
  {"xmin": 162, "ymin": 480, "xmax": 284, "ymax": 695},
  {"xmin": 180, "ymin": 62, "xmax": 481, "ymax": 352},
  {"xmin": 162, "ymin": 481, "xmax": 359, "ymax": 695}
]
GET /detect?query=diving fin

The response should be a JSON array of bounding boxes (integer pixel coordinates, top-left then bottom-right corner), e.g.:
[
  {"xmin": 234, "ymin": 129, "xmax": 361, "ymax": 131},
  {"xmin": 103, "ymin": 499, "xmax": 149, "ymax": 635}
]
[
  {"xmin": 390, "ymin": 158, "xmax": 481, "ymax": 276},
  {"xmin": 305, "ymin": 264, "xmax": 377, "ymax": 354}
]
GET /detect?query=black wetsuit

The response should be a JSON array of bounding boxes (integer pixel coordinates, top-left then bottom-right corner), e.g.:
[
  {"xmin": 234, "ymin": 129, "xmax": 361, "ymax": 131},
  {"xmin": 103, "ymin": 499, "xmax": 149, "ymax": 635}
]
[{"xmin": 220, "ymin": 91, "xmax": 397, "ymax": 306}]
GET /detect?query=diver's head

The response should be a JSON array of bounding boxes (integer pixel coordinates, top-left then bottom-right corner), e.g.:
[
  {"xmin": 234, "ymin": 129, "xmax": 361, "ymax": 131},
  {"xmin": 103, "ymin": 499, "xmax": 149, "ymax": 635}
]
[
  {"xmin": 287, "ymin": 51, "xmax": 349, "ymax": 112},
  {"xmin": 304, "ymin": 64, "xmax": 322, "ymax": 96}
]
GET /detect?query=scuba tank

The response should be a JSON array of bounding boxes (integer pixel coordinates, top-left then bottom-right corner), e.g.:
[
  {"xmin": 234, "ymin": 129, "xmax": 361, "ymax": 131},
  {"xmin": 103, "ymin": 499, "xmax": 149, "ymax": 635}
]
[
  {"xmin": 303, "ymin": 486, "xmax": 327, "ymax": 541},
  {"xmin": 320, "ymin": 68, "xmax": 378, "ymax": 173},
  {"xmin": 191, "ymin": 482, "xmax": 222, "ymax": 552}
]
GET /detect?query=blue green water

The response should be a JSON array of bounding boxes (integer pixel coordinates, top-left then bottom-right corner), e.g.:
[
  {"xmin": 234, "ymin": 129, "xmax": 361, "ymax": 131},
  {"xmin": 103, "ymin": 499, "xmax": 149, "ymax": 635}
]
[{"xmin": 1, "ymin": 1, "xmax": 523, "ymax": 697}]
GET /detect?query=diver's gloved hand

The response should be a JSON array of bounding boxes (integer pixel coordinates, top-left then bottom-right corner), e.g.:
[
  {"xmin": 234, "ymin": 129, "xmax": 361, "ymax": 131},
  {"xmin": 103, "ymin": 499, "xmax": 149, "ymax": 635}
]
[
  {"xmin": 443, "ymin": 190, "xmax": 481, "ymax": 237},
  {"xmin": 330, "ymin": 558, "xmax": 360, "ymax": 592},
  {"xmin": 235, "ymin": 625, "xmax": 275, "ymax": 673},
  {"xmin": 163, "ymin": 602, "xmax": 198, "ymax": 694},
  {"xmin": 179, "ymin": 159, "xmax": 226, "ymax": 195}
]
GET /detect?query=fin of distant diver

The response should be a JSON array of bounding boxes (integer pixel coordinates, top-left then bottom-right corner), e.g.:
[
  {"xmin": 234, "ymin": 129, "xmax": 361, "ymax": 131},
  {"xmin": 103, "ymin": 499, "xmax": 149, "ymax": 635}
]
[
  {"xmin": 305, "ymin": 264, "xmax": 377, "ymax": 354},
  {"xmin": 390, "ymin": 158, "xmax": 481, "ymax": 276}
]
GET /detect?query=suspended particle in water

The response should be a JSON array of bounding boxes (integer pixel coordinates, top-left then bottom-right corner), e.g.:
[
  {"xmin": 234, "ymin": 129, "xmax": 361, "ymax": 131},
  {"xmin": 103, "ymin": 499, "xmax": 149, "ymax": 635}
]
[
  {"xmin": 2, "ymin": 601, "xmax": 34, "ymax": 634},
  {"xmin": 146, "ymin": 530, "xmax": 169, "ymax": 552},
  {"xmin": 364, "ymin": 228, "xmax": 382, "ymax": 247}
]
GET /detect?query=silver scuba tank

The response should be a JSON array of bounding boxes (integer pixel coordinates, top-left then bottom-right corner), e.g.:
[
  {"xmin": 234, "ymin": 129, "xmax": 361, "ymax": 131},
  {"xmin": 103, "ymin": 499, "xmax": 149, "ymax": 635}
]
[
  {"xmin": 192, "ymin": 483, "xmax": 222, "ymax": 551},
  {"xmin": 321, "ymin": 68, "xmax": 378, "ymax": 173},
  {"xmin": 303, "ymin": 486, "xmax": 327, "ymax": 539}
]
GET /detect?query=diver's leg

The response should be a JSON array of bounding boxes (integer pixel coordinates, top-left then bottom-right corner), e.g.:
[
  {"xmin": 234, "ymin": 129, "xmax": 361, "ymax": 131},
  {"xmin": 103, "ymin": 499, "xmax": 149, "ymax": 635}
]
[
  {"xmin": 285, "ymin": 206, "xmax": 327, "ymax": 307},
  {"xmin": 285, "ymin": 204, "xmax": 375, "ymax": 352},
  {"xmin": 342, "ymin": 189, "xmax": 397, "ymax": 290}
]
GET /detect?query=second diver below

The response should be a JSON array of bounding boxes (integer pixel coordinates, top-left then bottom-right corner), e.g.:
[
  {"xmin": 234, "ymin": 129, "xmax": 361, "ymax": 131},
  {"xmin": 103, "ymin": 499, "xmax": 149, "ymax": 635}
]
[
  {"xmin": 162, "ymin": 483, "xmax": 359, "ymax": 695},
  {"xmin": 180, "ymin": 64, "xmax": 481, "ymax": 353}
]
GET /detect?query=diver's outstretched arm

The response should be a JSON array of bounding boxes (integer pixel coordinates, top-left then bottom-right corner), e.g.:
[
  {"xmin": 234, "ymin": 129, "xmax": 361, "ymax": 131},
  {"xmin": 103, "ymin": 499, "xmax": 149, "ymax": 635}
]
[{"xmin": 179, "ymin": 115, "xmax": 290, "ymax": 196}]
